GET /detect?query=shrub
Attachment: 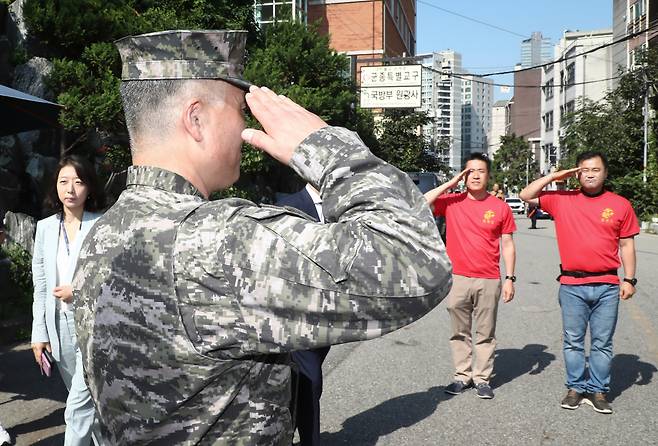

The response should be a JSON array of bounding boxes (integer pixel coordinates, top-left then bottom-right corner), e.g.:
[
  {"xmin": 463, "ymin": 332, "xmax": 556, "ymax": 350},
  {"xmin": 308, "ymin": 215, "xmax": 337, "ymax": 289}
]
[{"xmin": 0, "ymin": 244, "xmax": 33, "ymax": 321}]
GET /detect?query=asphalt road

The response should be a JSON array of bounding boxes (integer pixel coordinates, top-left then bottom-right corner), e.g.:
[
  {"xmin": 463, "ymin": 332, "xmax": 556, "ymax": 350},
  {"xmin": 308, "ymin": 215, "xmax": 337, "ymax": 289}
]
[
  {"xmin": 0, "ymin": 216, "xmax": 656, "ymax": 445},
  {"xmin": 319, "ymin": 216, "xmax": 658, "ymax": 446}
]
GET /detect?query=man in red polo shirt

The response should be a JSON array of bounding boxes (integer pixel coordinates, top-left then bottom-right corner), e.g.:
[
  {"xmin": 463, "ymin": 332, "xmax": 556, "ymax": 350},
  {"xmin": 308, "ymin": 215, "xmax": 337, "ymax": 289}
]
[
  {"xmin": 425, "ymin": 153, "xmax": 516, "ymax": 399},
  {"xmin": 520, "ymin": 151, "xmax": 639, "ymax": 414}
]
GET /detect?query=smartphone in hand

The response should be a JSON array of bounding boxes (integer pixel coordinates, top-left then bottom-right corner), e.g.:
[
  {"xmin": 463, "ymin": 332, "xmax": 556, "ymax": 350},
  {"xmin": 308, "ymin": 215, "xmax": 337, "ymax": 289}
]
[{"xmin": 40, "ymin": 350, "xmax": 54, "ymax": 377}]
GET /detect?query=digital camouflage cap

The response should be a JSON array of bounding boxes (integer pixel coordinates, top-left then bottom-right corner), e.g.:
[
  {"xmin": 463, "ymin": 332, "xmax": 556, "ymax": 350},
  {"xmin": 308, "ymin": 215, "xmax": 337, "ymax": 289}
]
[{"xmin": 115, "ymin": 30, "xmax": 252, "ymax": 91}]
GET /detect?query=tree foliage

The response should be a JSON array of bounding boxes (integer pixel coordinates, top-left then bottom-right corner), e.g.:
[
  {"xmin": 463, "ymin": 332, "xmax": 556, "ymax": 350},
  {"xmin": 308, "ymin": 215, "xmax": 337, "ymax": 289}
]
[
  {"xmin": 374, "ymin": 109, "xmax": 448, "ymax": 173},
  {"xmin": 46, "ymin": 43, "xmax": 123, "ymax": 133},
  {"xmin": 23, "ymin": 0, "xmax": 259, "ymax": 170},
  {"xmin": 560, "ymin": 48, "xmax": 658, "ymax": 219},
  {"xmin": 24, "ymin": 0, "xmax": 259, "ymax": 59},
  {"xmin": 0, "ymin": 244, "xmax": 33, "ymax": 321},
  {"xmin": 491, "ymin": 134, "xmax": 537, "ymax": 193}
]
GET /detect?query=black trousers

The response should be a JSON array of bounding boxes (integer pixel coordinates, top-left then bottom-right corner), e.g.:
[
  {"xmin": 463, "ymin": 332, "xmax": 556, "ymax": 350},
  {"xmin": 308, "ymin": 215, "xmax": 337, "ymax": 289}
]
[{"xmin": 291, "ymin": 346, "xmax": 331, "ymax": 446}]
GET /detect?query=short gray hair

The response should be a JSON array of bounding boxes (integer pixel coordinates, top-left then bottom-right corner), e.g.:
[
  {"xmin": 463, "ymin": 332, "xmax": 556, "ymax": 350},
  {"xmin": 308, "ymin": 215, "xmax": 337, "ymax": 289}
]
[{"xmin": 119, "ymin": 79, "xmax": 227, "ymax": 150}]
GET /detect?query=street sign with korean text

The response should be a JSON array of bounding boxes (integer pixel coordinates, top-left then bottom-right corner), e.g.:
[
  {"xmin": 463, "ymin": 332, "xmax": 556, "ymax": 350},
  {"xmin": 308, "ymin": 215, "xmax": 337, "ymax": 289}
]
[
  {"xmin": 360, "ymin": 87, "xmax": 421, "ymax": 108},
  {"xmin": 360, "ymin": 65, "xmax": 422, "ymax": 108}
]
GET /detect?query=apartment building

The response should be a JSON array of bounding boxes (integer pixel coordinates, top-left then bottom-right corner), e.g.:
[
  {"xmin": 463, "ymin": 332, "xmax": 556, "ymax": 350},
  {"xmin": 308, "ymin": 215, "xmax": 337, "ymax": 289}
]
[
  {"xmin": 612, "ymin": 0, "xmax": 658, "ymax": 84},
  {"xmin": 540, "ymin": 29, "xmax": 614, "ymax": 175},
  {"xmin": 418, "ymin": 51, "xmax": 463, "ymax": 172},
  {"xmin": 461, "ymin": 75, "xmax": 493, "ymax": 158}
]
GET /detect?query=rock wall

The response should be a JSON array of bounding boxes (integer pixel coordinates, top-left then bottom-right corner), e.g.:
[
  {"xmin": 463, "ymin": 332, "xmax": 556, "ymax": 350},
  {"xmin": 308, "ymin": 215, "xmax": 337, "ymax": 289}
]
[{"xmin": 1, "ymin": 2, "xmax": 60, "ymax": 223}]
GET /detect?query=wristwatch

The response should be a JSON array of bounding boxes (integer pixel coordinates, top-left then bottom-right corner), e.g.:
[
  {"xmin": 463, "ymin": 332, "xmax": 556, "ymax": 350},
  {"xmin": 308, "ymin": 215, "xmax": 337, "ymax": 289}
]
[
  {"xmin": 505, "ymin": 275, "xmax": 516, "ymax": 282},
  {"xmin": 623, "ymin": 277, "xmax": 637, "ymax": 286}
]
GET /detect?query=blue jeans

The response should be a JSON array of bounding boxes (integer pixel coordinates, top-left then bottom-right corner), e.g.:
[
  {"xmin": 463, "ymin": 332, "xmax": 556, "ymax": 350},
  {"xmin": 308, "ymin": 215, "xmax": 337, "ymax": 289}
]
[{"xmin": 558, "ymin": 284, "xmax": 619, "ymax": 394}]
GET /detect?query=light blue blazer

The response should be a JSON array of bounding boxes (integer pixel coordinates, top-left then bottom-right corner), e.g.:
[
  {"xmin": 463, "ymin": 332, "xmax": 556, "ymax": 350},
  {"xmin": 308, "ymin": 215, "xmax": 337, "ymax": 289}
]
[{"xmin": 31, "ymin": 211, "xmax": 101, "ymax": 361}]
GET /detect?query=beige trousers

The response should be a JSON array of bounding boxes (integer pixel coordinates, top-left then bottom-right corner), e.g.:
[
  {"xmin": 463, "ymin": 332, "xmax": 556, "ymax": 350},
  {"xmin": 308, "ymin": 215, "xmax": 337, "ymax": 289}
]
[{"xmin": 445, "ymin": 274, "xmax": 501, "ymax": 385}]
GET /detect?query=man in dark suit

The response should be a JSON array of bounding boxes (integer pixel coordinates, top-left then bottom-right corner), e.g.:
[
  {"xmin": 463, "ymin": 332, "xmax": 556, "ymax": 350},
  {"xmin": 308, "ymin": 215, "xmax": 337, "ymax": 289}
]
[{"xmin": 276, "ymin": 184, "xmax": 331, "ymax": 446}]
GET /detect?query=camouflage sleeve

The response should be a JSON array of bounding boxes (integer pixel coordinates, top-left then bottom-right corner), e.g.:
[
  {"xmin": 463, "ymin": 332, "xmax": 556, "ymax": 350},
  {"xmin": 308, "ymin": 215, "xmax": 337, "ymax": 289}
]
[{"xmin": 179, "ymin": 126, "xmax": 452, "ymax": 356}]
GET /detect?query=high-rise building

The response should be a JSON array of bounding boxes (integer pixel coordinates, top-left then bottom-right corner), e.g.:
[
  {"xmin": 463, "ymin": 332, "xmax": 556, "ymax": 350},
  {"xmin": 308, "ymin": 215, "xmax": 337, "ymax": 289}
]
[
  {"xmin": 418, "ymin": 51, "xmax": 463, "ymax": 172},
  {"xmin": 540, "ymin": 29, "xmax": 614, "ymax": 176},
  {"xmin": 520, "ymin": 32, "xmax": 552, "ymax": 68},
  {"xmin": 461, "ymin": 75, "xmax": 493, "ymax": 158}
]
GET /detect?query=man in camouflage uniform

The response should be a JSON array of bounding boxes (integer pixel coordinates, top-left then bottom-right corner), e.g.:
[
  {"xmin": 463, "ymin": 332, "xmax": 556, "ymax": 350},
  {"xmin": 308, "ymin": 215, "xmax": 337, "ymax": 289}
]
[{"xmin": 72, "ymin": 30, "xmax": 452, "ymax": 445}]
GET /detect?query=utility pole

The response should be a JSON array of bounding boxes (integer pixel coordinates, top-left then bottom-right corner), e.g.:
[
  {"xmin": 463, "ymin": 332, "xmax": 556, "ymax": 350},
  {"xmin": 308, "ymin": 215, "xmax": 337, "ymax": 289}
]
[{"xmin": 643, "ymin": 67, "xmax": 649, "ymax": 183}]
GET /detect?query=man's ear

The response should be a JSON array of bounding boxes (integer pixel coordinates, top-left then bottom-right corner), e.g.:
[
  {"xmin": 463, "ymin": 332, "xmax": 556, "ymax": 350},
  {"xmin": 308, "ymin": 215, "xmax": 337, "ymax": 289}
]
[{"xmin": 182, "ymin": 100, "xmax": 203, "ymax": 142}]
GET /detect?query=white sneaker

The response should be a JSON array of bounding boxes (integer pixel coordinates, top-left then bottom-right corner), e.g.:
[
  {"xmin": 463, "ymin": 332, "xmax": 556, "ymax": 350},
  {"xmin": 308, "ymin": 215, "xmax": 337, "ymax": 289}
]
[{"xmin": 0, "ymin": 424, "xmax": 10, "ymax": 445}]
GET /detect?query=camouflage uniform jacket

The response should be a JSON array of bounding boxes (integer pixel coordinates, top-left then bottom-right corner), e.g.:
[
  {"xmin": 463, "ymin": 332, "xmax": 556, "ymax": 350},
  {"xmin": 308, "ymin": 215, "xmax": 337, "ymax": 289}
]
[{"xmin": 73, "ymin": 126, "xmax": 452, "ymax": 445}]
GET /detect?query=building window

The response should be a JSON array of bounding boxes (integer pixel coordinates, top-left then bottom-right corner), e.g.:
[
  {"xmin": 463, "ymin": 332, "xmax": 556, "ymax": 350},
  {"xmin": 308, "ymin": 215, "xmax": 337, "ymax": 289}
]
[
  {"xmin": 566, "ymin": 63, "xmax": 575, "ymax": 88},
  {"xmin": 543, "ymin": 79, "xmax": 554, "ymax": 99},
  {"xmin": 543, "ymin": 143, "xmax": 557, "ymax": 167},
  {"xmin": 564, "ymin": 101, "xmax": 576, "ymax": 113},
  {"xmin": 254, "ymin": 0, "xmax": 305, "ymax": 26},
  {"xmin": 543, "ymin": 111, "xmax": 554, "ymax": 131}
]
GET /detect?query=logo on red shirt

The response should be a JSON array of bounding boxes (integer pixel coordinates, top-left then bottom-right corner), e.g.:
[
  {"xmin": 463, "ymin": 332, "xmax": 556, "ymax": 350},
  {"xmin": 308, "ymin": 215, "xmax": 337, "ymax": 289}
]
[
  {"xmin": 483, "ymin": 210, "xmax": 495, "ymax": 224},
  {"xmin": 601, "ymin": 207, "xmax": 614, "ymax": 223}
]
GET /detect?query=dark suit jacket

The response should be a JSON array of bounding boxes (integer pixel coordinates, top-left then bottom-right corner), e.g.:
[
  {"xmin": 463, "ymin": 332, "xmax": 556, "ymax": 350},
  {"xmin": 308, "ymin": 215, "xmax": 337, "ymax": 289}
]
[{"xmin": 276, "ymin": 188, "xmax": 320, "ymax": 223}]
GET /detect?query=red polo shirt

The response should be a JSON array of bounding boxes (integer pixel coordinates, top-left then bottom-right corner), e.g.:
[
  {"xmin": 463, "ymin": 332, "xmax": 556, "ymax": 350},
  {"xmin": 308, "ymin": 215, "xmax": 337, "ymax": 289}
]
[
  {"xmin": 433, "ymin": 192, "xmax": 516, "ymax": 279},
  {"xmin": 539, "ymin": 190, "xmax": 639, "ymax": 285}
]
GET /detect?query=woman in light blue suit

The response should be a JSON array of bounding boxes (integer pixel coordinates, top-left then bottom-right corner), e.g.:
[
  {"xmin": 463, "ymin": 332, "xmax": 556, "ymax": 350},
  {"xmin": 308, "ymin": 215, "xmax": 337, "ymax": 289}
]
[{"xmin": 31, "ymin": 155, "xmax": 105, "ymax": 446}]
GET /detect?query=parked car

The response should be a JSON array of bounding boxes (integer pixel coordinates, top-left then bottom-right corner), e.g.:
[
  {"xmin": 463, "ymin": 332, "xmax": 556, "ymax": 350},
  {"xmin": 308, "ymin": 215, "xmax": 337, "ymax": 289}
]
[{"xmin": 504, "ymin": 197, "xmax": 526, "ymax": 214}]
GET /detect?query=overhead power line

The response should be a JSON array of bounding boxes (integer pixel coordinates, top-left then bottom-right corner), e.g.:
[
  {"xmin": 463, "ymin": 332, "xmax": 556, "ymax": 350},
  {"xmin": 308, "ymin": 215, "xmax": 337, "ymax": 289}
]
[
  {"xmin": 460, "ymin": 20, "xmax": 658, "ymax": 77},
  {"xmin": 450, "ymin": 72, "xmax": 622, "ymax": 89},
  {"xmin": 417, "ymin": 0, "xmax": 528, "ymax": 38}
]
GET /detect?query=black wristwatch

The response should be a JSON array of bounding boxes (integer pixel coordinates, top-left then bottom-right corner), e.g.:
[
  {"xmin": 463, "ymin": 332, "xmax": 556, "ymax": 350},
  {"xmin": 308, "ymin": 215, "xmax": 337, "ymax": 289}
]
[
  {"xmin": 505, "ymin": 275, "xmax": 516, "ymax": 282},
  {"xmin": 623, "ymin": 277, "xmax": 637, "ymax": 286}
]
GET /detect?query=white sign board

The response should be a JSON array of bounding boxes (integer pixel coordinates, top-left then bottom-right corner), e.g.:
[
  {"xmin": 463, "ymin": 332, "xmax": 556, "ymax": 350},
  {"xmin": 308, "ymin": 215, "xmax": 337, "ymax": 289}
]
[
  {"xmin": 360, "ymin": 87, "xmax": 421, "ymax": 108},
  {"xmin": 361, "ymin": 65, "xmax": 422, "ymax": 87},
  {"xmin": 360, "ymin": 65, "xmax": 422, "ymax": 108}
]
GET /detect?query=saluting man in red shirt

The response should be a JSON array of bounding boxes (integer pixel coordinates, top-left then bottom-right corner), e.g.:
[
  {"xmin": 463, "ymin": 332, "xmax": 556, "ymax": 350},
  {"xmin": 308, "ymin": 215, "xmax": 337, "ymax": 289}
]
[
  {"xmin": 425, "ymin": 153, "xmax": 517, "ymax": 400},
  {"xmin": 520, "ymin": 151, "xmax": 639, "ymax": 415}
]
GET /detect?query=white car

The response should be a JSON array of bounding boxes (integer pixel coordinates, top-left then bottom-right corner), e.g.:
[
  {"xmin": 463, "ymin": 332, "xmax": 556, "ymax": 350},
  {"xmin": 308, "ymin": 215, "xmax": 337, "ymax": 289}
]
[{"xmin": 505, "ymin": 197, "xmax": 526, "ymax": 214}]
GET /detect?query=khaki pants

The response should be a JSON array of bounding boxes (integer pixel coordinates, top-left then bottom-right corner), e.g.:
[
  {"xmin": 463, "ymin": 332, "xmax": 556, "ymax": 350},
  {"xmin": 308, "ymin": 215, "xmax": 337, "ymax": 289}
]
[{"xmin": 445, "ymin": 275, "xmax": 501, "ymax": 385}]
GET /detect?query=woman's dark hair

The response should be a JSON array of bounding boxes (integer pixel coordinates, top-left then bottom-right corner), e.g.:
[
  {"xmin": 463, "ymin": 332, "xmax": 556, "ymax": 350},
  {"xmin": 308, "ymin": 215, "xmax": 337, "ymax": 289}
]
[{"xmin": 44, "ymin": 155, "xmax": 107, "ymax": 214}]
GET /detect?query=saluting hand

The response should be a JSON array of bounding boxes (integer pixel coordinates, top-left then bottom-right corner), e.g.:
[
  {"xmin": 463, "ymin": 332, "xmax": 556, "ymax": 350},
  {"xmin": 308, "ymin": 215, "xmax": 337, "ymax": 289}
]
[
  {"xmin": 241, "ymin": 86, "xmax": 328, "ymax": 165},
  {"xmin": 551, "ymin": 167, "xmax": 580, "ymax": 182},
  {"xmin": 447, "ymin": 168, "xmax": 471, "ymax": 190}
]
